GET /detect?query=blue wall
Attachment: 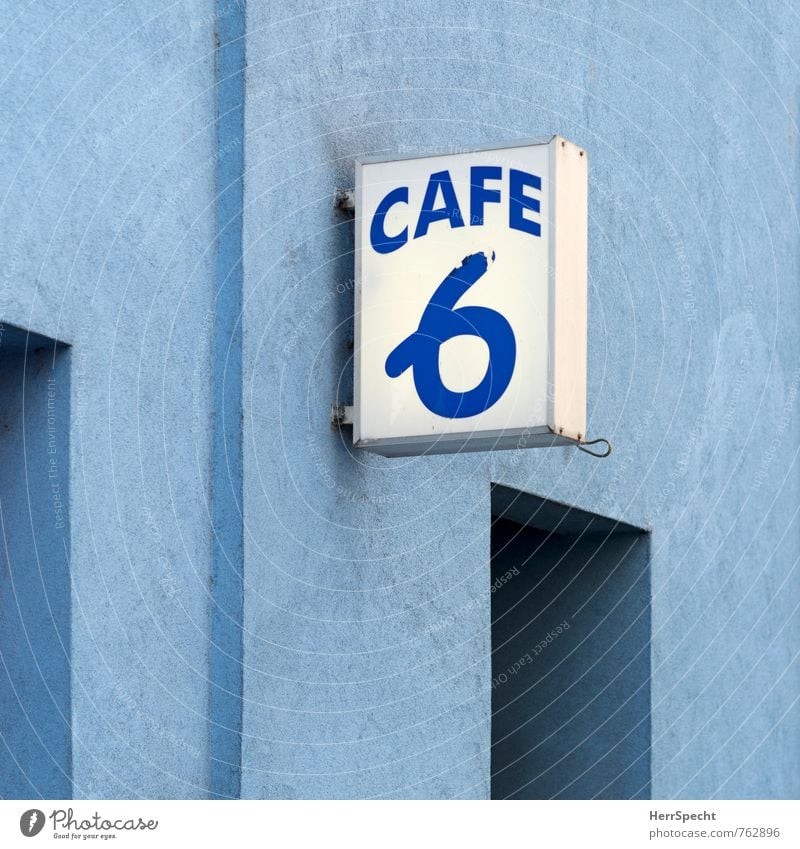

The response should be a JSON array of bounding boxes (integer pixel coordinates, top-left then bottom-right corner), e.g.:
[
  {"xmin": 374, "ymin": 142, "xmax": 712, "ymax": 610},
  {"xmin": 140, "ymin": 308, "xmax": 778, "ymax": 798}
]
[
  {"xmin": 1, "ymin": 1, "xmax": 218, "ymax": 797},
  {"xmin": 242, "ymin": 0, "xmax": 800, "ymax": 799},
  {"xmin": 1, "ymin": 0, "xmax": 798, "ymax": 799}
]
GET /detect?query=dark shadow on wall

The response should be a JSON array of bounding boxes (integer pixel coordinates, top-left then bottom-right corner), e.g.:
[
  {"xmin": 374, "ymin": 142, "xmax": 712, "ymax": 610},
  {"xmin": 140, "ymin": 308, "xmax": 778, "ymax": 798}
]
[
  {"xmin": 490, "ymin": 484, "xmax": 650, "ymax": 800},
  {"xmin": 0, "ymin": 325, "xmax": 71, "ymax": 798}
]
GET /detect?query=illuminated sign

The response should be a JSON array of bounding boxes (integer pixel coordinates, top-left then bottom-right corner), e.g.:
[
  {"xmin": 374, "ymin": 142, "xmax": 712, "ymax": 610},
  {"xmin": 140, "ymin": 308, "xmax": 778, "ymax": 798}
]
[{"xmin": 354, "ymin": 137, "xmax": 587, "ymax": 456}]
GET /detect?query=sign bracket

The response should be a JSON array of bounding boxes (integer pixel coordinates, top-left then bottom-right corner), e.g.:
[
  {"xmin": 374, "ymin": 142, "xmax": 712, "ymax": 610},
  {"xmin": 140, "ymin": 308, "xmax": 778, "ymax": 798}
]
[
  {"xmin": 331, "ymin": 403, "xmax": 354, "ymax": 427},
  {"xmin": 334, "ymin": 188, "xmax": 355, "ymax": 213}
]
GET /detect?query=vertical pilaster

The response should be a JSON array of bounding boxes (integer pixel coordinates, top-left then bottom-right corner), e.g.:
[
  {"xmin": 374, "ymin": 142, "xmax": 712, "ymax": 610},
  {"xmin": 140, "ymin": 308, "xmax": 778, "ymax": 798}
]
[{"xmin": 210, "ymin": 0, "xmax": 246, "ymax": 800}]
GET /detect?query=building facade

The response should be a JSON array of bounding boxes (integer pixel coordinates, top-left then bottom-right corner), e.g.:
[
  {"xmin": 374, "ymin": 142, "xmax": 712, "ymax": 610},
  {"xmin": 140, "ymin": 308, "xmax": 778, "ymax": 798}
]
[{"xmin": 1, "ymin": 0, "xmax": 799, "ymax": 799}]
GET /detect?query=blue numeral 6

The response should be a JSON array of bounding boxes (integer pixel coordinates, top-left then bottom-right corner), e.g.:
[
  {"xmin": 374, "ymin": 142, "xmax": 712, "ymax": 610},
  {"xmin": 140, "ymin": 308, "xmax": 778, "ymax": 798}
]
[{"xmin": 385, "ymin": 251, "xmax": 516, "ymax": 418}]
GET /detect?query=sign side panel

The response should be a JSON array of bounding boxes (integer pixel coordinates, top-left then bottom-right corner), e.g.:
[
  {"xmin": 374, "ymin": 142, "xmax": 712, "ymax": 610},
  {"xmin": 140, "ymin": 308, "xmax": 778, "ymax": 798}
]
[{"xmin": 550, "ymin": 137, "xmax": 588, "ymax": 440}]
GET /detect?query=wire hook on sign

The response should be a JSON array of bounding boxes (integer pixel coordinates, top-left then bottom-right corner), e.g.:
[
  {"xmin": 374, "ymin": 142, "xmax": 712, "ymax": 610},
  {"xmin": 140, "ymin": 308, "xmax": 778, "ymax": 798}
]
[{"xmin": 575, "ymin": 437, "xmax": 612, "ymax": 458}]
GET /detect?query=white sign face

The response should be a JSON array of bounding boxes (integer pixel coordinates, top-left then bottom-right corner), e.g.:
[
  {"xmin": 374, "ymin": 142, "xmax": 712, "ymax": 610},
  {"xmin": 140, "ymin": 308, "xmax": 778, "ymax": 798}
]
[{"xmin": 354, "ymin": 136, "xmax": 587, "ymax": 457}]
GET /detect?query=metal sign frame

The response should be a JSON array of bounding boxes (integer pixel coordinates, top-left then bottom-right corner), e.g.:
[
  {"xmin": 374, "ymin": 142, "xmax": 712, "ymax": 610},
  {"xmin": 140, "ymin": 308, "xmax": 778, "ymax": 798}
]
[{"xmin": 353, "ymin": 135, "xmax": 587, "ymax": 457}]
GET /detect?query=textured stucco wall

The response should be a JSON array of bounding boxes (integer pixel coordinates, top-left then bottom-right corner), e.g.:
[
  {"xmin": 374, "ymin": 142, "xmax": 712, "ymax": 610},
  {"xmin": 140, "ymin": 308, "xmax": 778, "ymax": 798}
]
[
  {"xmin": 0, "ymin": 1, "xmax": 217, "ymax": 797},
  {"xmin": 243, "ymin": 0, "xmax": 800, "ymax": 799},
  {"xmin": 2, "ymin": 0, "xmax": 798, "ymax": 801}
]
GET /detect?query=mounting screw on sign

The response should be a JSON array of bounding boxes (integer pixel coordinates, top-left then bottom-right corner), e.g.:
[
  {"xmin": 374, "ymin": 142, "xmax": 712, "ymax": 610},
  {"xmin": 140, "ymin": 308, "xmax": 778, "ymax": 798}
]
[{"xmin": 385, "ymin": 251, "xmax": 516, "ymax": 418}]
